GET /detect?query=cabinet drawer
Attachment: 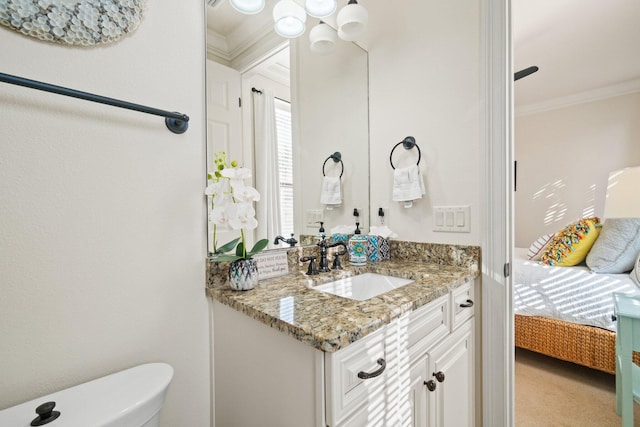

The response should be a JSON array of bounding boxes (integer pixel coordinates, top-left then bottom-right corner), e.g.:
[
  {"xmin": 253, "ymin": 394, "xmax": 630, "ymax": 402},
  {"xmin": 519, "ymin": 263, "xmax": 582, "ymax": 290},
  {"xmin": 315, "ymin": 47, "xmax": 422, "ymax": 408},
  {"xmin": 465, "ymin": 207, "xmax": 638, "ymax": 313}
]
[
  {"xmin": 404, "ymin": 293, "xmax": 450, "ymax": 356},
  {"xmin": 452, "ymin": 279, "xmax": 475, "ymax": 330},
  {"xmin": 325, "ymin": 327, "xmax": 388, "ymax": 426}
]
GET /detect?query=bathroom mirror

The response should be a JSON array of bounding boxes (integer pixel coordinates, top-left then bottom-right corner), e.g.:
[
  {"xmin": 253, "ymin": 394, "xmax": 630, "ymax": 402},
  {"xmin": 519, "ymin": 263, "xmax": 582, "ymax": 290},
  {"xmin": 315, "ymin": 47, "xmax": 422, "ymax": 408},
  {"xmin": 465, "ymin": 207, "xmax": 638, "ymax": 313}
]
[{"xmin": 205, "ymin": 1, "xmax": 369, "ymax": 251}]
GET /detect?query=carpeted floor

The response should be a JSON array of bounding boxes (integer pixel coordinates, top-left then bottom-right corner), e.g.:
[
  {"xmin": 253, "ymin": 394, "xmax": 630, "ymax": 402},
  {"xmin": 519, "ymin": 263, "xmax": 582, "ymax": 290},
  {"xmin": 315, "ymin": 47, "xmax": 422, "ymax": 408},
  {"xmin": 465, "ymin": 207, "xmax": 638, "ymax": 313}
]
[{"xmin": 515, "ymin": 347, "xmax": 640, "ymax": 426}]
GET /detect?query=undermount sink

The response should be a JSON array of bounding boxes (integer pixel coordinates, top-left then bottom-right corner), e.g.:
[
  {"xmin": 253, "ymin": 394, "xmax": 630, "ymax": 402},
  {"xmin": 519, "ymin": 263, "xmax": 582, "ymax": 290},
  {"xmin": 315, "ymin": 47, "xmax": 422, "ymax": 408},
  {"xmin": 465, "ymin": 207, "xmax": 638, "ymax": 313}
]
[{"xmin": 313, "ymin": 273, "xmax": 414, "ymax": 301}]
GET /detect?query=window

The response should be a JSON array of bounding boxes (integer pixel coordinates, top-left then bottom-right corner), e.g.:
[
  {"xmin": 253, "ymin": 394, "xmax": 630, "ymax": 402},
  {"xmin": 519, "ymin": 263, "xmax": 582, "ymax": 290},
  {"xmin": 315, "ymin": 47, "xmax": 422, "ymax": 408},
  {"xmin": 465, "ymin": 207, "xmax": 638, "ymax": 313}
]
[{"xmin": 274, "ymin": 98, "xmax": 294, "ymax": 237}]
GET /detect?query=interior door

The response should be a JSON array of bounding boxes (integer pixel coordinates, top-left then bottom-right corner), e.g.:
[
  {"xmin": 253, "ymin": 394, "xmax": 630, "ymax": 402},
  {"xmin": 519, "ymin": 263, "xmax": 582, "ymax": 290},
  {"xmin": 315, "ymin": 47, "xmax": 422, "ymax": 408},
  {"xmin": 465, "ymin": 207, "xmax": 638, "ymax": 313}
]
[{"xmin": 206, "ymin": 59, "xmax": 242, "ymax": 252}]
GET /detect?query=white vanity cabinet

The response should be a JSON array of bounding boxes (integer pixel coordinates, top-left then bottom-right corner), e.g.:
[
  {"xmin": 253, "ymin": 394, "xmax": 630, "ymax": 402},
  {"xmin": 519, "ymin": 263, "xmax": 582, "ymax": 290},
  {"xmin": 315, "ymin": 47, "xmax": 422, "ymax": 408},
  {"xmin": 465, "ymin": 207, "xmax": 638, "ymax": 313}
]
[
  {"xmin": 327, "ymin": 280, "xmax": 475, "ymax": 427},
  {"xmin": 212, "ymin": 278, "xmax": 477, "ymax": 427}
]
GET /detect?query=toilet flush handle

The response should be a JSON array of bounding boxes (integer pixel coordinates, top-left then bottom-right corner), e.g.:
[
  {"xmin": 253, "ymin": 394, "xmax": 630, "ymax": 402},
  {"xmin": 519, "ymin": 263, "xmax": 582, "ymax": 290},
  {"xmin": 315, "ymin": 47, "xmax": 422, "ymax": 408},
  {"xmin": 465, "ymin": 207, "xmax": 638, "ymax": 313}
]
[{"xmin": 31, "ymin": 401, "xmax": 60, "ymax": 426}]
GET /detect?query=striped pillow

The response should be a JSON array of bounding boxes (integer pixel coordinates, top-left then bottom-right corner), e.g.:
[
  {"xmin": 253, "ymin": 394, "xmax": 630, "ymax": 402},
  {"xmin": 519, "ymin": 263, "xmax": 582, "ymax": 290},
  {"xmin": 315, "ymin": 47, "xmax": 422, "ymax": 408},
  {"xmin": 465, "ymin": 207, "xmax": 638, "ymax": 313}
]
[
  {"xmin": 527, "ymin": 233, "xmax": 555, "ymax": 261},
  {"xmin": 631, "ymin": 251, "xmax": 640, "ymax": 287}
]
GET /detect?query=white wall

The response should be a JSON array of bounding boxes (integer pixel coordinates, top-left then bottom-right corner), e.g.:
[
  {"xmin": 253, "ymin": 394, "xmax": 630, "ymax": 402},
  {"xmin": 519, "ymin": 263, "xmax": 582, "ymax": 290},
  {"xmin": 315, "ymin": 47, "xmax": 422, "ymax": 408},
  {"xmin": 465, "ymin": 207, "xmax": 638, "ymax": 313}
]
[
  {"xmin": 364, "ymin": 0, "xmax": 481, "ymax": 245},
  {"xmin": 0, "ymin": 3, "xmax": 210, "ymax": 427},
  {"xmin": 514, "ymin": 92, "xmax": 640, "ymax": 247}
]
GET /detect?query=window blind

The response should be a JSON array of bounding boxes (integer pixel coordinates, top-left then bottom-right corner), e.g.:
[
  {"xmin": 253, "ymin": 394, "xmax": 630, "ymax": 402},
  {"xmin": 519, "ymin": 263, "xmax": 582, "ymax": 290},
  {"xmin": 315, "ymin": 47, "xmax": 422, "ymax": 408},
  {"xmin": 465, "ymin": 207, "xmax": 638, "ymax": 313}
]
[{"xmin": 274, "ymin": 98, "xmax": 294, "ymax": 237}]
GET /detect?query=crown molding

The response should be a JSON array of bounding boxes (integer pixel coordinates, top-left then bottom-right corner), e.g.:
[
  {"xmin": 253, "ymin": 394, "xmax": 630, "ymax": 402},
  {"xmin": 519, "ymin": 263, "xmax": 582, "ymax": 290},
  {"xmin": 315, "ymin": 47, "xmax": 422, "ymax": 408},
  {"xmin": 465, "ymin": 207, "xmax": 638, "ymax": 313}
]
[{"xmin": 515, "ymin": 78, "xmax": 640, "ymax": 117}]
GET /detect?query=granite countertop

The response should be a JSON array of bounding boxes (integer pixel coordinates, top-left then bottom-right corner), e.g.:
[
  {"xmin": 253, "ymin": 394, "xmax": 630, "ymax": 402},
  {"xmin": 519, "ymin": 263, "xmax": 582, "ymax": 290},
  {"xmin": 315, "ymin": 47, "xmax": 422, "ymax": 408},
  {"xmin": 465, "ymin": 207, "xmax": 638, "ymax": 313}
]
[{"xmin": 207, "ymin": 246, "xmax": 479, "ymax": 352}]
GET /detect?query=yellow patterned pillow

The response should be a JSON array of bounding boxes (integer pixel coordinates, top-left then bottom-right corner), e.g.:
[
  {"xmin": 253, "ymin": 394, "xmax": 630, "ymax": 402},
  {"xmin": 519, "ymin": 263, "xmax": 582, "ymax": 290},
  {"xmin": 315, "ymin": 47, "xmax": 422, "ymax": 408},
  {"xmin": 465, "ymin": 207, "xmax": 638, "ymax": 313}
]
[{"xmin": 541, "ymin": 217, "xmax": 602, "ymax": 266}]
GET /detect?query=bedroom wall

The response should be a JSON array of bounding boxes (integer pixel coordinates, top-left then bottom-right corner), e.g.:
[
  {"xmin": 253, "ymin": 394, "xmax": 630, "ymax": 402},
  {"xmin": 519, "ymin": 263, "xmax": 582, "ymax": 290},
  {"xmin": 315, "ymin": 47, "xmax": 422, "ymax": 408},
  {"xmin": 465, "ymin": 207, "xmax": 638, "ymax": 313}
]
[
  {"xmin": 514, "ymin": 91, "xmax": 640, "ymax": 247},
  {"xmin": 0, "ymin": 3, "xmax": 210, "ymax": 426}
]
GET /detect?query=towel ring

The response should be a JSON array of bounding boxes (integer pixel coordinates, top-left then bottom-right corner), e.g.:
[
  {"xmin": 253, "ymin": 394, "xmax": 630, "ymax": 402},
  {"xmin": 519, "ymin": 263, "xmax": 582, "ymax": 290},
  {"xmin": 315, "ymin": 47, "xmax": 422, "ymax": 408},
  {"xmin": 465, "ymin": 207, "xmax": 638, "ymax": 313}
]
[
  {"xmin": 389, "ymin": 136, "xmax": 421, "ymax": 170},
  {"xmin": 322, "ymin": 152, "xmax": 344, "ymax": 178}
]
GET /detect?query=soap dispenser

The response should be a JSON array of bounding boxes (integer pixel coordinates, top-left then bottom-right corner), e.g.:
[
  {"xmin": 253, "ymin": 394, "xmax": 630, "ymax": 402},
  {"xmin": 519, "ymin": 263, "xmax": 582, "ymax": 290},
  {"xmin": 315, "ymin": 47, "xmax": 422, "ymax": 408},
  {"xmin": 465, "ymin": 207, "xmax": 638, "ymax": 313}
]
[
  {"xmin": 348, "ymin": 222, "xmax": 368, "ymax": 266},
  {"xmin": 315, "ymin": 221, "xmax": 326, "ymax": 244}
]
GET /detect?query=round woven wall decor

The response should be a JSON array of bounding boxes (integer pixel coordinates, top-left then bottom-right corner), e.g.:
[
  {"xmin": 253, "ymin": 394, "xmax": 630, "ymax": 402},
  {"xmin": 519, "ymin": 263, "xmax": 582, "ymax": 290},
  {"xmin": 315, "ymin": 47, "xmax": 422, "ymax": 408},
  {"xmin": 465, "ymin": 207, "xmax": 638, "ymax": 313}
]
[{"xmin": 0, "ymin": 0, "xmax": 146, "ymax": 46}]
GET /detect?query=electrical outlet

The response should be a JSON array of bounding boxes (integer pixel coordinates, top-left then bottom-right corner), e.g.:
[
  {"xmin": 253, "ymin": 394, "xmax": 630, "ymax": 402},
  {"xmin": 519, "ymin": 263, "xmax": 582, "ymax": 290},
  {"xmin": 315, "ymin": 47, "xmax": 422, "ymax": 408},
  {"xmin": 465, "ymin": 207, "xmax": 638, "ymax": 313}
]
[{"xmin": 377, "ymin": 206, "xmax": 389, "ymax": 226}]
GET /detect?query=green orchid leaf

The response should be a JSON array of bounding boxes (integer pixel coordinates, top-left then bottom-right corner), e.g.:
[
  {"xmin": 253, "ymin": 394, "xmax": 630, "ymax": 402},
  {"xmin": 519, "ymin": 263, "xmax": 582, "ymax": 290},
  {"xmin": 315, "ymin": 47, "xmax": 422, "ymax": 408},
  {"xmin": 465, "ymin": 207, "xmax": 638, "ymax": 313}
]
[
  {"xmin": 210, "ymin": 254, "xmax": 242, "ymax": 263},
  {"xmin": 247, "ymin": 238, "xmax": 269, "ymax": 258},
  {"xmin": 215, "ymin": 238, "xmax": 240, "ymax": 254},
  {"xmin": 235, "ymin": 241, "xmax": 246, "ymax": 258}
]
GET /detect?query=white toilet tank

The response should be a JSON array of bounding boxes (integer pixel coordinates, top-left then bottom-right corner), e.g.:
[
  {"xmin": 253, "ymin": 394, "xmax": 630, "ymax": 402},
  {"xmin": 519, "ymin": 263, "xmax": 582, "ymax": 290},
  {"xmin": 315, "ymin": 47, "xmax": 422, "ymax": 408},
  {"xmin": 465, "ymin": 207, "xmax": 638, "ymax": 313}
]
[{"xmin": 0, "ymin": 362, "xmax": 173, "ymax": 427}]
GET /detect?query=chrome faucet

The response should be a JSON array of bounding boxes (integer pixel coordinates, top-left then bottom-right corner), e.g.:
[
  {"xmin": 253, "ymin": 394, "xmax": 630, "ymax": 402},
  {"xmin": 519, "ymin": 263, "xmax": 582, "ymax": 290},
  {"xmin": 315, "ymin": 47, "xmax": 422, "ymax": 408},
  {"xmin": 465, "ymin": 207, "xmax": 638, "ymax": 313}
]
[
  {"xmin": 274, "ymin": 233, "xmax": 298, "ymax": 247},
  {"xmin": 317, "ymin": 237, "xmax": 348, "ymax": 272}
]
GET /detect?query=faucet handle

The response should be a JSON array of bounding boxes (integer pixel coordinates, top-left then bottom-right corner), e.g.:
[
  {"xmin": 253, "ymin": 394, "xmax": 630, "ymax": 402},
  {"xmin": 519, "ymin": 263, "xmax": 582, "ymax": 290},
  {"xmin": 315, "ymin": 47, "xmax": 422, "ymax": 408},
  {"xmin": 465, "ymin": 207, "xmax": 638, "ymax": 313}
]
[
  {"xmin": 332, "ymin": 252, "xmax": 344, "ymax": 270},
  {"xmin": 300, "ymin": 256, "xmax": 319, "ymax": 275}
]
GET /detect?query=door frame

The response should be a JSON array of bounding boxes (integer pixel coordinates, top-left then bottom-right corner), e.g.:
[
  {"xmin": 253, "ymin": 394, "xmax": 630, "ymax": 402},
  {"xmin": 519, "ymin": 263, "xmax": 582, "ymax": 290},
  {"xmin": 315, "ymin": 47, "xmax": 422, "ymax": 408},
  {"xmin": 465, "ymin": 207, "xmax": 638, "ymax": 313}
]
[{"xmin": 480, "ymin": 0, "xmax": 514, "ymax": 426}]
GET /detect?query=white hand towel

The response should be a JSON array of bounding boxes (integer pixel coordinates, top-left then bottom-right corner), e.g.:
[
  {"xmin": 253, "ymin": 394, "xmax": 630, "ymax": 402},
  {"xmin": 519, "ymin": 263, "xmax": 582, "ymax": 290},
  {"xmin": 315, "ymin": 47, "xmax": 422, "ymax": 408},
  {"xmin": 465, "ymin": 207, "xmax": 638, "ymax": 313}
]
[
  {"xmin": 392, "ymin": 165, "xmax": 425, "ymax": 202},
  {"xmin": 320, "ymin": 176, "xmax": 342, "ymax": 205}
]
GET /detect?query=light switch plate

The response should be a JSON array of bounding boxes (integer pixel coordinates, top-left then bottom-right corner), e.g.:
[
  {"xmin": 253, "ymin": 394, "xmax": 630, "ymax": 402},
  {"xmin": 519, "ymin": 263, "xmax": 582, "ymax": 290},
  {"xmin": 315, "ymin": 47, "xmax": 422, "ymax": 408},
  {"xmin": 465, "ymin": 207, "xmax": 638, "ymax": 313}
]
[
  {"xmin": 433, "ymin": 206, "xmax": 470, "ymax": 232},
  {"xmin": 305, "ymin": 209, "xmax": 324, "ymax": 228}
]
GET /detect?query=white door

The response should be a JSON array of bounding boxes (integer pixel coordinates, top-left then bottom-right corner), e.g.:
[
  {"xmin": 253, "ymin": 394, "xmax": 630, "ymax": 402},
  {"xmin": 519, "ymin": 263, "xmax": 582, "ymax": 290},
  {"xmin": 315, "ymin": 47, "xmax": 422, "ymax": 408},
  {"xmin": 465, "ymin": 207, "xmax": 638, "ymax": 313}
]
[{"xmin": 206, "ymin": 60, "xmax": 242, "ymax": 252}]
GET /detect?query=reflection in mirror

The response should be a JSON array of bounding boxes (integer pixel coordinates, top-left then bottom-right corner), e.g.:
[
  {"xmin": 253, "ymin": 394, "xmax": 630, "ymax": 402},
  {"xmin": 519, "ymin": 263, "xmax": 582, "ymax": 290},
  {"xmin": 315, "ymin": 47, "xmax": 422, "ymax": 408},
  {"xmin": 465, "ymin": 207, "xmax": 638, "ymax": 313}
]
[{"xmin": 205, "ymin": 0, "xmax": 369, "ymax": 253}]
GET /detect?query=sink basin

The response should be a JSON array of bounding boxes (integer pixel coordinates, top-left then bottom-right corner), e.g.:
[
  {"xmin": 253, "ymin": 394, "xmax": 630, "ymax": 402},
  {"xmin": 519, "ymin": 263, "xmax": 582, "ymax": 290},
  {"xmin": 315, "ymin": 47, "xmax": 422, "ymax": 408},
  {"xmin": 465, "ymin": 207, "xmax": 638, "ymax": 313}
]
[{"xmin": 313, "ymin": 273, "xmax": 414, "ymax": 301}]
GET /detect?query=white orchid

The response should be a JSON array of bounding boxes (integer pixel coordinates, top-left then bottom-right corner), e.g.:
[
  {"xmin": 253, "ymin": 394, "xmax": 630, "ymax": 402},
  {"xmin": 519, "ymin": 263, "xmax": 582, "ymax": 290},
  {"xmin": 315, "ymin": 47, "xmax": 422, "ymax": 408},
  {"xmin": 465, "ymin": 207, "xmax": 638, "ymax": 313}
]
[
  {"xmin": 233, "ymin": 185, "xmax": 260, "ymax": 203},
  {"xmin": 206, "ymin": 151, "xmax": 268, "ymax": 260},
  {"xmin": 227, "ymin": 203, "xmax": 258, "ymax": 231}
]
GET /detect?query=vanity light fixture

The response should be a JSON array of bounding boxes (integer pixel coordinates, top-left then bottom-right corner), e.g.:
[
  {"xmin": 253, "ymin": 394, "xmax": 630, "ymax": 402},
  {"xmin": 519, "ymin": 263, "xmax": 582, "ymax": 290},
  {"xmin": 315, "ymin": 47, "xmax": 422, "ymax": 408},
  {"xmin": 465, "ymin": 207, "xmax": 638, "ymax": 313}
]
[
  {"xmin": 304, "ymin": 0, "xmax": 337, "ymax": 18},
  {"xmin": 336, "ymin": 0, "xmax": 368, "ymax": 41},
  {"xmin": 229, "ymin": 0, "xmax": 368, "ymax": 45},
  {"xmin": 229, "ymin": 0, "xmax": 265, "ymax": 14},
  {"xmin": 309, "ymin": 21, "xmax": 337, "ymax": 54},
  {"xmin": 273, "ymin": 0, "xmax": 307, "ymax": 38}
]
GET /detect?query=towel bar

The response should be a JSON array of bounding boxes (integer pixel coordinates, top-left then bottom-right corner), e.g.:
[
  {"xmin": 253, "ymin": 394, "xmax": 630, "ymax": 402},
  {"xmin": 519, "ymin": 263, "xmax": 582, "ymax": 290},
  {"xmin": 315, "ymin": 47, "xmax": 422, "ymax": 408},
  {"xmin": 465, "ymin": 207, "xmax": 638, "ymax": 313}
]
[{"xmin": 0, "ymin": 72, "xmax": 189, "ymax": 134}]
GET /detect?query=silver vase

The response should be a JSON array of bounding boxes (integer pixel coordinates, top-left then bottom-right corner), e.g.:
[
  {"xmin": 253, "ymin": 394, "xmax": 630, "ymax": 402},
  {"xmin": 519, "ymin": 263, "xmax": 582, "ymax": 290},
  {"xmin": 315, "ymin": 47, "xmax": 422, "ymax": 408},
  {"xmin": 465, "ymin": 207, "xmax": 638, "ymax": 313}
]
[{"xmin": 228, "ymin": 259, "xmax": 259, "ymax": 291}]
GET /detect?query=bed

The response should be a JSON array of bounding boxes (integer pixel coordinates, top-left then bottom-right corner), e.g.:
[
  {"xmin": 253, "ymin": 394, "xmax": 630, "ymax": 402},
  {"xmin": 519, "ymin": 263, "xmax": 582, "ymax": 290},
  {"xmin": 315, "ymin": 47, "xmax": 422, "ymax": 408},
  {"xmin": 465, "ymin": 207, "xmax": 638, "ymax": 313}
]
[{"xmin": 513, "ymin": 247, "xmax": 640, "ymax": 373}]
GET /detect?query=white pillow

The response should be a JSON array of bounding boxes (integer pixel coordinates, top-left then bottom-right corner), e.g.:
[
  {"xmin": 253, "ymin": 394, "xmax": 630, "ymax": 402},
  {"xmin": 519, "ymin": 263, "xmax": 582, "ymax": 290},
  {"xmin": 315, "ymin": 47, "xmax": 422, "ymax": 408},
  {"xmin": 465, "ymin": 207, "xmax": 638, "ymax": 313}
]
[
  {"xmin": 631, "ymin": 251, "xmax": 640, "ymax": 287},
  {"xmin": 527, "ymin": 233, "xmax": 554, "ymax": 261},
  {"xmin": 586, "ymin": 218, "xmax": 640, "ymax": 273}
]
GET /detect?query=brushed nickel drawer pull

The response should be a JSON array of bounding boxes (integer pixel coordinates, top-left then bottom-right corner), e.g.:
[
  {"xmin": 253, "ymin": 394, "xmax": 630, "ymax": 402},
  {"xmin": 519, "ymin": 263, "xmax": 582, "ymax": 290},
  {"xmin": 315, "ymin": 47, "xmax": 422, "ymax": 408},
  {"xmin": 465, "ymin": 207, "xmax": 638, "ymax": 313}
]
[{"xmin": 357, "ymin": 358, "xmax": 386, "ymax": 379}]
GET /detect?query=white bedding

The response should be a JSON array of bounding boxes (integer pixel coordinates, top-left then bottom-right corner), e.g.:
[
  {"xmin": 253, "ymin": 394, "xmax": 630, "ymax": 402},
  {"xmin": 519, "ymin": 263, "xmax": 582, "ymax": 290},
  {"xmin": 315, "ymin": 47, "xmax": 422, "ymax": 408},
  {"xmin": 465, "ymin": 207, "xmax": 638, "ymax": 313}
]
[{"xmin": 513, "ymin": 248, "xmax": 639, "ymax": 331}]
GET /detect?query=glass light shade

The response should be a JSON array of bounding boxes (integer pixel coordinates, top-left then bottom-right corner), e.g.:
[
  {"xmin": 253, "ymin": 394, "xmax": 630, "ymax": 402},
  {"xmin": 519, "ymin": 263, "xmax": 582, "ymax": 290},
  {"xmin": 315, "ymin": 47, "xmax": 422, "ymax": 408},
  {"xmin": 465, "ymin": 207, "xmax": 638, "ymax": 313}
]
[
  {"xmin": 309, "ymin": 22, "xmax": 337, "ymax": 54},
  {"xmin": 604, "ymin": 166, "xmax": 640, "ymax": 218},
  {"xmin": 273, "ymin": 0, "xmax": 307, "ymax": 38},
  {"xmin": 305, "ymin": 0, "xmax": 337, "ymax": 18},
  {"xmin": 229, "ymin": 0, "xmax": 265, "ymax": 14},
  {"xmin": 336, "ymin": 1, "xmax": 368, "ymax": 41}
]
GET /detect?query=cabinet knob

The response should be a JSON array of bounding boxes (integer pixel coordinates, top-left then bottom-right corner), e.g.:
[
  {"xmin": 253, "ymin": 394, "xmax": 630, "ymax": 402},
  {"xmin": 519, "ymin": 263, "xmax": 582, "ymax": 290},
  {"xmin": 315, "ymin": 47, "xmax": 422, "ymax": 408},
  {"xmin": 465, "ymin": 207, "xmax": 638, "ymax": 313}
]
[
  {"xmin": 433, "ymin": 371, "xmax": 445, "ymax": 383},
  {"xmin": 424, "ymin": 380, "xmax": 437, "ymax": 392},
  {"xmin": 357, "ymin": 358, "xmax": 386, "ymax": 380},
  {"xmin": 459, "ymin": 299, "xmax": 474, "ymax": 308}
]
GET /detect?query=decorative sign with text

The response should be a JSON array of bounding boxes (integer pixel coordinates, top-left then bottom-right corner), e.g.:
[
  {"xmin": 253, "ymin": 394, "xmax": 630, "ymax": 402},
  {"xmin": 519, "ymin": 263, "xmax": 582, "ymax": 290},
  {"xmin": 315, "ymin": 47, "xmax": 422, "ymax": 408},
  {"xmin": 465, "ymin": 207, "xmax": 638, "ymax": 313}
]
[{"xmin": 254, "ymin": 251, "xmax": 289, "ymax": 280}]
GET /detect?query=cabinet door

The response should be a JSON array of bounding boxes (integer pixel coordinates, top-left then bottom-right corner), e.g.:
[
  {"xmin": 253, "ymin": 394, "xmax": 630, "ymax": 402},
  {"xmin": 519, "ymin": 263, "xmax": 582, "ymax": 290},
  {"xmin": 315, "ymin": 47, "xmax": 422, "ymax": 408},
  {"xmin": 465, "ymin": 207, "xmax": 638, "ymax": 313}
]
[
  {"xmin": 392, "ymin": 354, "xmax": 430, "ymax": 427},
  {"xmin": 428, "ymin": 322, "xmax": 474, "ymax": 427}
]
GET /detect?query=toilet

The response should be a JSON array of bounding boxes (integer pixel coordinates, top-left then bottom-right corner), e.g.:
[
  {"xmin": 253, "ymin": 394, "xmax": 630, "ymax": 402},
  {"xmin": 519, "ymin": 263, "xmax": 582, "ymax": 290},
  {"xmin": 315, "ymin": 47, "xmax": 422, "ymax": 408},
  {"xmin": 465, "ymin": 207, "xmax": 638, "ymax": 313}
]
[{"xmin": 0, "ymin": 363, "xmax": 173, "ymax": 427}]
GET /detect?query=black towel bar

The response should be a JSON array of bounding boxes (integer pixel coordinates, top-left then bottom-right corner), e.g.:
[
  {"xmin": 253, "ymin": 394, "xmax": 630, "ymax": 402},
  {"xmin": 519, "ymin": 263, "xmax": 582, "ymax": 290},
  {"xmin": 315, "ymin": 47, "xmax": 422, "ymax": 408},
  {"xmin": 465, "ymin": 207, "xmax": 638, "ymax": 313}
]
[{"xmin": 0, "ymin": 72, "xmax": 189, "ymax": 134}]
